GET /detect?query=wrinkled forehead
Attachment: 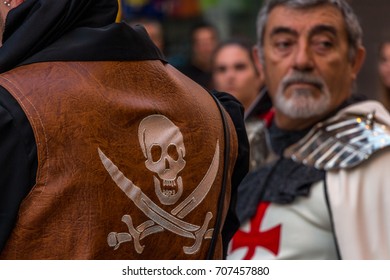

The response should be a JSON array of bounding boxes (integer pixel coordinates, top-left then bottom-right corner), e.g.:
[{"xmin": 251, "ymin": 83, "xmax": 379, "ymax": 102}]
[{"xmin": 264, "ymin": 4, "xmax": 346, "ymax": 39}]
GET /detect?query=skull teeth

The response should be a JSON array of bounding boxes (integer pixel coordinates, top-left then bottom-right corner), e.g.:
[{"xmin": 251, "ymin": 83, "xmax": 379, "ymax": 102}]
[
  {"xmin": 162, "ymin": 180, "xmax": 177, "ymax": 197},
  {"xmin": 153, "ymin": 175, "xmax": 182, "ymax": 204},
  {"xmin": 163, "ymin": 180, "xmax": 176, "ymax": 187},
  {"xmin": 163, "ymin": 189, "xmax": 177, "ymax": 196}
]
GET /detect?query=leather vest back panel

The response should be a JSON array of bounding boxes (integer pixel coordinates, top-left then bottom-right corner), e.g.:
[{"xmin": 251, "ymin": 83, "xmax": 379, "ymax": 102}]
[{"xmin": 0, "ymin": 61, "xmax": 238, "ymax": 259}]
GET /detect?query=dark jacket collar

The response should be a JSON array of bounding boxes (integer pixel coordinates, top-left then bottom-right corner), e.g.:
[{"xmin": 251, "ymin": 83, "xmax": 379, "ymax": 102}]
[{"xmin": 0, "ymin": 0, "xmax": 164, "ymax": 73}]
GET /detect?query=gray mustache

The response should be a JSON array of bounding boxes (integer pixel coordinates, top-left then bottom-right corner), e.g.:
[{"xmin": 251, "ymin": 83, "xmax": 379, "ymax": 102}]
[{"xmin": 282, "ymin": 72, "xmax": 325, "ymax": 90}]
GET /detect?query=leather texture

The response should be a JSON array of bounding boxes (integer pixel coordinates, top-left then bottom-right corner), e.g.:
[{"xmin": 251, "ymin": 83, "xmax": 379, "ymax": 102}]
[{"xmin": 0, "ymin": 60, "xmax": 238, "ymax": 259}]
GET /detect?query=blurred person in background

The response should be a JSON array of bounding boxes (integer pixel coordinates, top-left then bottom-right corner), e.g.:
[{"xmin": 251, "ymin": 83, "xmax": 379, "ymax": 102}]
[
  {"xmin": 180, "ymin": 21, "xmax": 219, "ymax": 90},
  {"xmin": 212, "ymin": 38, "xmax": 274, "ymax": 170},
  {"xmin": 378, "ymin": 39, "xmax": 390, "ymax": 111},
  {"xmin": 127, "ymin": 17, "xmax": 165, "ymax": 53},
  {"xmin": 212, "ymin": 38, "xmax": 264, "ymax": 115}
]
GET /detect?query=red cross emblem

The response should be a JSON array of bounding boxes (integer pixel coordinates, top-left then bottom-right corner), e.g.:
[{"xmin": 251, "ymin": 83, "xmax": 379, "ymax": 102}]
[{"xmin": 230, "ymin": 202, "xmax": 281, "ymax": 259}]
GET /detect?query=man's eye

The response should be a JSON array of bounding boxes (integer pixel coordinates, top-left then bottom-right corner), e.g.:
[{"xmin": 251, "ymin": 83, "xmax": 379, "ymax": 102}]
[
  {"xmin": 275, "ymin": 41, "xmax": 292, "ymax": 50},
  {"xmin": 312, "ymin": 38, "xmax": 334, "ymax": 53},
  {"xmin": 318, "ymin": 41, "xmax": 333, "ymax": 48},
  {"xmin": 273, "ymin": 39, "xmax": 294, "ymax": 55}
]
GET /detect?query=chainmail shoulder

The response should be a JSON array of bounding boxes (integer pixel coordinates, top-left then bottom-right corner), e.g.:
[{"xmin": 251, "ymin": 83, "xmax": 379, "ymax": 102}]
[{"xmin": 284, "ymin": 102, "xmax": 390, "ymax": 171}]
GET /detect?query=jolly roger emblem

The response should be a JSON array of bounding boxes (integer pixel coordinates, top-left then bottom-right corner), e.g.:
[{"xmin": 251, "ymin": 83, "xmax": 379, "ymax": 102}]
[{"xmin": 98, "ymin": 114, "xmax": 220, "ymax": 255}]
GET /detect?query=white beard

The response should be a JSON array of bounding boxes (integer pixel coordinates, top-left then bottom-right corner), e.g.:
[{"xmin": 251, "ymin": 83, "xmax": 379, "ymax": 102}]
[{"xmin": 274, "ymin": 73, "xmax": 331, "ymax": 119}]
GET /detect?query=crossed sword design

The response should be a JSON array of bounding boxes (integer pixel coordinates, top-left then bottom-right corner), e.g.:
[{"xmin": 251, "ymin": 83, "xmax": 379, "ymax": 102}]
[{"xmin": 98, "ymin": 140, "xmax": 219, "ymax": 255}]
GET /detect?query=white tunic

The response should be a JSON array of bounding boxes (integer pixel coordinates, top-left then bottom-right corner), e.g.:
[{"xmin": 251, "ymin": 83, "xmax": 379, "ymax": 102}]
[
  {"xmin": 229, "ymin": 101, "xmax": 390, "ymax": 260},
  {"xmin": 228, "ymin": 182, "xmax": 338, "ymax": 259}
]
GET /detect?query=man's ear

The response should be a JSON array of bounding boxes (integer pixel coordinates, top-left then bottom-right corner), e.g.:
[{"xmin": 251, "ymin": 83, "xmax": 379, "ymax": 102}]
[
  {"xmin": 252, "ymin": 45, "xmax": 264, "ymax": 75},
  {"xmin": 351, "ymin": 46, "xmax": 366, "ymax": 80}
]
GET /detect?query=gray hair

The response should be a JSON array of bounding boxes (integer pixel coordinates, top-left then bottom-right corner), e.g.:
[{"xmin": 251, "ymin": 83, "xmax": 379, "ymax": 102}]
[{"xmin": 256, "ymin": 0, "xmax": 363, "ymax": 64}]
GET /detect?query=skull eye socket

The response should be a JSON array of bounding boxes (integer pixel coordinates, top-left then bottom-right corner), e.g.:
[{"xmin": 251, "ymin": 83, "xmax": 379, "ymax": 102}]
[
  {"xmin": 168, "ymin": 144, "xmax": 179, "ymax": 161},
  {"xmin": 150, "ymin": 145, "xmax": 162, "ymax": 162}
]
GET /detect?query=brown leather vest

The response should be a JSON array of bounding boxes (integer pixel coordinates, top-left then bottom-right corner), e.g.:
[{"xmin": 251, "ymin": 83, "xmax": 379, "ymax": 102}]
[{"xmin": 0, "ymin": 60, "xmax": 238, "ymax": 259}]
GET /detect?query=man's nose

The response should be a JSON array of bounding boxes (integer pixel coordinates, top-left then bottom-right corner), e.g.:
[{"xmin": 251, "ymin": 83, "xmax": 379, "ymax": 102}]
[{"xmin": 293, "ymin": 41, "xmax": 314, "ymax": 72}]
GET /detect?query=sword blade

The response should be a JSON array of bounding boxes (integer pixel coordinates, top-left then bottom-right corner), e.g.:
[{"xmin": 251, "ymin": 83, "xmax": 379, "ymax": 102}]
[{"xmin": 171, "ymin": 140, "xmax": 219, "ymax": 219}]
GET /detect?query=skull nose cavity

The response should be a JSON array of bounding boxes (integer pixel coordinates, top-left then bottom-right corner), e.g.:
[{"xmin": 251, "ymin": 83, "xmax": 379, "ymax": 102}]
[{"xmin": 164, "ymin": 157, "xmax": 170, "ymax": 170}]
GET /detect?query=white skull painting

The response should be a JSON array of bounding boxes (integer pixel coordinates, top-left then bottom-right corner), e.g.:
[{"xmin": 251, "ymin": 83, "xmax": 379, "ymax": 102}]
[
  {"xmin": 138, "ymin": 114, "xmax": 186, "ymax": 205},
  {"xmin": 101, "ymin": 113, "xmax": 220, "ymax": 254}
]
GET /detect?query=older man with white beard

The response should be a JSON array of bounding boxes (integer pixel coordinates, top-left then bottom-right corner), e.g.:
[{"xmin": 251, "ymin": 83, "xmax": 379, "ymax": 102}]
[{"xmin": 228, "ymin": 0, "xmax": 390, "ymax": 260}]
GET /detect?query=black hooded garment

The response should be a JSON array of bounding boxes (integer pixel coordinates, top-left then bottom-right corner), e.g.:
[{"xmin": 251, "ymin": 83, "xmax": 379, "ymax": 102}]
[{"xmin": 0, "ymin": 0, "xmax": 249, "ymax": 256}]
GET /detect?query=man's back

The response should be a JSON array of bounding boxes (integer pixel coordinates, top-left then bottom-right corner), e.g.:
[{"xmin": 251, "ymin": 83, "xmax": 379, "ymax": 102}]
[
  {"xmin": 0, "ymin": 60, "xmax": 240, "ymax": 259},
  {"xmin": 0, "ymin": 0, "xmax": 249, "ymax": 259}
]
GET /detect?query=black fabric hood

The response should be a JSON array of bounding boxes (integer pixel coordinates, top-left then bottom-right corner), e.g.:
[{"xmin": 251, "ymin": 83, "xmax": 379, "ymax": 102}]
[{"xmin": 0, "ymin": 0, "xmax": 164, "ymax": 73}]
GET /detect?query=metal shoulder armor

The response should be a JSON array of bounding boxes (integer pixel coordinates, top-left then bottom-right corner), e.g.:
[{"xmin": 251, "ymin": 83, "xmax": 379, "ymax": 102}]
[{"xmin": 284, "ymin": 111, "xmax": 390, "ymax": 171}]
